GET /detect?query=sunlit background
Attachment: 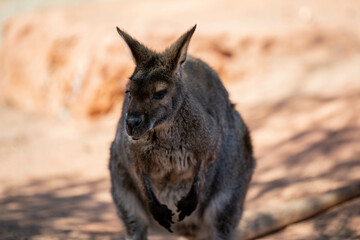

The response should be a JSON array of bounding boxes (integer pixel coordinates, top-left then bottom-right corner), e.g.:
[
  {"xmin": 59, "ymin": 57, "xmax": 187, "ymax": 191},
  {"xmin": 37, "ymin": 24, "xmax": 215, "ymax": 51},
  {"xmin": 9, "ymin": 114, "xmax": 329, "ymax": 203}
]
[{"xmin": 0, "ymin": 0, "xmax": 359, "ymax": 239}]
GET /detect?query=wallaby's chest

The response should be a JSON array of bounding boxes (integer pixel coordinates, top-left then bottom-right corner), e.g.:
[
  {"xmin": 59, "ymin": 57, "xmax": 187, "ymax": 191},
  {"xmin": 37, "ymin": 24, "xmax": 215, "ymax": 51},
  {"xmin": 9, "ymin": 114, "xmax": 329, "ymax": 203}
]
[
  {"xmin": 131, "ymin": 139, "xmax": 197, "ymax": 210},
  {"xmin": 143, "ymin": 143, "xmax": 196, "ymax": 184}
]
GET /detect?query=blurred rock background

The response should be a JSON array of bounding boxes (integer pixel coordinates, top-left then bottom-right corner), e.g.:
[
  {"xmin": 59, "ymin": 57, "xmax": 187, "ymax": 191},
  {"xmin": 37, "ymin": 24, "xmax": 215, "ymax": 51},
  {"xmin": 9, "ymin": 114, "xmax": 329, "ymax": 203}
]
[{"xmin": 0, "ymin": 0, "xmax": 359, "ymax": 239}]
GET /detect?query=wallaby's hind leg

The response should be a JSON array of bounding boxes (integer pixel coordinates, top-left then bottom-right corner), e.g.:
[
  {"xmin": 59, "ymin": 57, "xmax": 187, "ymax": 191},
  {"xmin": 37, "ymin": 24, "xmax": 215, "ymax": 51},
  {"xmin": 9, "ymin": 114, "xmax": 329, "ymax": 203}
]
[
  {"xmin": 213, "ymin": 179, "xmax": 250, "ymax": 240},
  {"xmin": 110, "ymin": 143, "xmax": 149, "ymax": 240},
  {"xmin": 111, "ymin": 183, "xmax": 148, "ymax": 240},
  {"xmin": 214, "ymin": 200, "xmax": 243, "ymax": 240},
  {"xmin": 117, "ymin": 210, "xmax": 148, "ymax": 240}
]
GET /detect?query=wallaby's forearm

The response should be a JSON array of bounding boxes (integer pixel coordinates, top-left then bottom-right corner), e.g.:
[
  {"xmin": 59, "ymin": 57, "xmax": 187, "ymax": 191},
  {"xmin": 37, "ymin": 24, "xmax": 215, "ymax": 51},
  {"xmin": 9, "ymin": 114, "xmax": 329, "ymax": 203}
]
[
  {"xmin": 142, "ymin": 173, "xmax": 174, "ymax": 232},
  {"xmin": 176, "ymin": 159, "xmax": 202, "ymax": 221}
]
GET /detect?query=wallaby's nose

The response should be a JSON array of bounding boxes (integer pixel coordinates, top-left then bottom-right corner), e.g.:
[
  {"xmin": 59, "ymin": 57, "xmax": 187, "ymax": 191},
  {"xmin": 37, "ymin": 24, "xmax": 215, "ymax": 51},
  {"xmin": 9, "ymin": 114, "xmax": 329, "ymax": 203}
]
[{"xmin": 126, "ymin": 115, "xmax": 143, "ymax": 134}]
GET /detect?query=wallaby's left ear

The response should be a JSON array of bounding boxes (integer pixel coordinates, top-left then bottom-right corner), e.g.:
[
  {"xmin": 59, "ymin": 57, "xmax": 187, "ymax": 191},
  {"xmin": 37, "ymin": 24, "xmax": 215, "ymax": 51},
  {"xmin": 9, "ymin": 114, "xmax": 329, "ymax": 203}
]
[
  {"xmin": 163, "ymin": 25, "xmax": 196, "ymax": 73},
  {"xmin": 116, "ymin": 27, "xmax": 153, "ymax": 66}
]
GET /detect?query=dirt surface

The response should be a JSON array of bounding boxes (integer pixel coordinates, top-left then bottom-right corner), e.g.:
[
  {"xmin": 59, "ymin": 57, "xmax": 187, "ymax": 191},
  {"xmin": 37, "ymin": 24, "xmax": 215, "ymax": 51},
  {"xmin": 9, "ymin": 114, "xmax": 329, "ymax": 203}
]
[
  {"xmin": 1, "ymin": 0, "xmax": 360, "ymax": 239},
  {"xmin": 1, "ymin": 88, "xmax": 359, "ymax": 240}
]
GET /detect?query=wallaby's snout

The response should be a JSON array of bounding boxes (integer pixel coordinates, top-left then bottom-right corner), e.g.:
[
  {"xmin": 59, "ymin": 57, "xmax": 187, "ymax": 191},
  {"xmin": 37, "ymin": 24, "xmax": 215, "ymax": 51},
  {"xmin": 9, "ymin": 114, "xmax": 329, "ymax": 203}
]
[{"xmin": 126, "ymin": 114, "xmax": 144, "ymax": 137}]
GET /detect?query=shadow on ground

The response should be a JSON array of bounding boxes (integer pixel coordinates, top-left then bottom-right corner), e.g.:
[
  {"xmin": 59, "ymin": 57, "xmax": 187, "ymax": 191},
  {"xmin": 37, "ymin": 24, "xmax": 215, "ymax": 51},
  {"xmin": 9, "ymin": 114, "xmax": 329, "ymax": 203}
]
[
  {"xmin": 0, "ymin": 176, "xmax": 123, "ymax": 239},
  {"xmin": 262, "ymin": 197, "xmax": 360, "ymax": 240},
  {"xmin": 246, "ymin": 91, "xmax": 360, "ymax": 201}
]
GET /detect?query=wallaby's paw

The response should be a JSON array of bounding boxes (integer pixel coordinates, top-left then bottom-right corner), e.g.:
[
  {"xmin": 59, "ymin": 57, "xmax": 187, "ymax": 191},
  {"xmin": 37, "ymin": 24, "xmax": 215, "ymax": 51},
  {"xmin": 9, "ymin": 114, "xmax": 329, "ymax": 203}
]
[
  {"xmin": 176, "ymin": 191, "xmax": 198, "ymax": 221},
  {"xmin": 150, "ymin": 203, "xmax": 174, "ymax": 232}
]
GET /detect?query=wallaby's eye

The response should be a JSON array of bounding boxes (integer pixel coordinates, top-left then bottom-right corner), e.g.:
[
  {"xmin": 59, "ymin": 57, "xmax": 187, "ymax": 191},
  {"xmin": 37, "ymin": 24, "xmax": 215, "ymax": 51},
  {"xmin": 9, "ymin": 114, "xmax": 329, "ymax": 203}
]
[
  {"xmin": 125, "ymin": 90, "xmax": 131, "ymax": 98},
  {"xmin": 153, "ymin": 89, "xmax": 167, "ymax": 100}
]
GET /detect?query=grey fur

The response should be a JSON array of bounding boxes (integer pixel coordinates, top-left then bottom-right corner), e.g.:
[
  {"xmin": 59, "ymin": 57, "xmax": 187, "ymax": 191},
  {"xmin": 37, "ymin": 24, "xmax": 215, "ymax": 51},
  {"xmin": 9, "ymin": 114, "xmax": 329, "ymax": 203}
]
[{"xmin": 110, "ymin": 25, "xmax": 255, "ymax": 240}]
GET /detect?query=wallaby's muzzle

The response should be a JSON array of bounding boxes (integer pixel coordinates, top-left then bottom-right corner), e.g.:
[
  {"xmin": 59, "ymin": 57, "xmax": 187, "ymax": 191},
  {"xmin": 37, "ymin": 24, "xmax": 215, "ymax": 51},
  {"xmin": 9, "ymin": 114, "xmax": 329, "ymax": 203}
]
[{"xmin": 125, "ymin": 115, "xmax": 145, "ymax": 138}]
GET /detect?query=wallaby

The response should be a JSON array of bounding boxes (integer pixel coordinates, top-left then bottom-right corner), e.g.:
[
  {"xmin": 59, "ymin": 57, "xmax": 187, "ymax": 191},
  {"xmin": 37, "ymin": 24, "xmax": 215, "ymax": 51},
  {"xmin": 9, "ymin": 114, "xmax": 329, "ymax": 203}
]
[{"xmin": 109, "ymin": 25, "xmax": 255, "ymax": 240}]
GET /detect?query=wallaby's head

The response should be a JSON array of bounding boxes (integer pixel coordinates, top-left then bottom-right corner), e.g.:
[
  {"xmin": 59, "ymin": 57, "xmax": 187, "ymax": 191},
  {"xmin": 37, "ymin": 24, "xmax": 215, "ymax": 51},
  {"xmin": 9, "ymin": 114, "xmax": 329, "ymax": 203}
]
[{"xmin": 117, "ymin": 25, "xmax": 196, "ymax": 140}]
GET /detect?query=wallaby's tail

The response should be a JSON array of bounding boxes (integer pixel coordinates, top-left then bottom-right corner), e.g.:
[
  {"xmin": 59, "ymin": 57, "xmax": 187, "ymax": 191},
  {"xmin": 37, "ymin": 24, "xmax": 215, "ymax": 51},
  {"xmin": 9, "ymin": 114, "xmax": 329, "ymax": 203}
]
[{"xmin": 237, "ymin": 182, "xmax": 360, "ymax": 239}]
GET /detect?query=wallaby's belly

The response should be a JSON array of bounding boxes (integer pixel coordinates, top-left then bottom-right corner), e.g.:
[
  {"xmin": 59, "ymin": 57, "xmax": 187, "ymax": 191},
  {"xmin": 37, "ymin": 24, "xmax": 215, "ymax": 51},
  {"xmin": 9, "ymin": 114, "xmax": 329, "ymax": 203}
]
[
  {"xmin": 151, "ymin": 168, "xmax": 210, "ymax": 238},
  {"xmin": 150, "ymin": 152, "xmax": 195, "ymax": 210}
]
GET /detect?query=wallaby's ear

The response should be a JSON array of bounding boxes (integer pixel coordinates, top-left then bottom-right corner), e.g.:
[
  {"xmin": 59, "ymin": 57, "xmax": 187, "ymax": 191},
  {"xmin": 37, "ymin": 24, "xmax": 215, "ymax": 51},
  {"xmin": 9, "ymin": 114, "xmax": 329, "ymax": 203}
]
[
  {"xmin": 163, "ymin": 25, "xmax": 196, "ymax": 73},
  {"xmin": 116, "ymin": 27, "xmax": 152, "ymax": 66}
]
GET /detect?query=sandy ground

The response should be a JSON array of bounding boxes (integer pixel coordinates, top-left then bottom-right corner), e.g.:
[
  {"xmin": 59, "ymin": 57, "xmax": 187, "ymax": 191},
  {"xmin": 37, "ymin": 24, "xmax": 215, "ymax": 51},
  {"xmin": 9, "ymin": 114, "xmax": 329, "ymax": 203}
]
[
  {"xmin": 1, "ymin": 0, "xmax": 360, "ymax": 239},
  {"xmin": 1, "ymin": 85, "xmax": 359, "ymax": 239}
]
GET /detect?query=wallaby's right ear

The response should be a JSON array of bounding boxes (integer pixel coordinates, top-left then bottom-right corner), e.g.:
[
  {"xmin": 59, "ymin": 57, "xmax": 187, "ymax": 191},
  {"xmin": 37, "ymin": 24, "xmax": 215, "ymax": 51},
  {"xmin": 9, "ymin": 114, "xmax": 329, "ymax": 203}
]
[
  {"xmin": 116, "ymin": 27, "xmax": 152, "ymax": 66},
  {"xmin": 163, "ymin": 25, "xmax": 196, "ymax": 74}
]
